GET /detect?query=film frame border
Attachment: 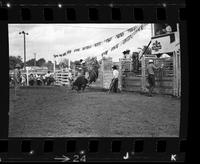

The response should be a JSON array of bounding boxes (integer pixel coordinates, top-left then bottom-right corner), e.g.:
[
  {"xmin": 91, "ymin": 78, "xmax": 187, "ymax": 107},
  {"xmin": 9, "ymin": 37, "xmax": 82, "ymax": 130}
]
[
  {"xmin": 0, "ymin": 138, "xmax": 187, "ymax": 162},
  {"xmin": 0, "ymin": 0, "xmax": 188, "ymax": 162}
]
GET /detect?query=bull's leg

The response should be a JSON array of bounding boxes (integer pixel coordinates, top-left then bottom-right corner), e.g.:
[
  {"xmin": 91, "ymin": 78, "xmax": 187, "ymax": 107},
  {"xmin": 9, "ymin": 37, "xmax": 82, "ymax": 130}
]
[
  {"xmin": 82, "ymin": 85, "xmax": 86, "ymax": 92},
  {"xmin": 77, "ymin": 85, "xmax": 82, "ymax": 93}
]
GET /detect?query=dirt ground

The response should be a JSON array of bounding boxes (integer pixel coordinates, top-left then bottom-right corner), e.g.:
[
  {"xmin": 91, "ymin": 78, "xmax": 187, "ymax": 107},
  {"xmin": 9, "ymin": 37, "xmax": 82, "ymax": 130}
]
[{"xmin": 9, "ymin": 86, "xmax": 180, "ymax": 137}]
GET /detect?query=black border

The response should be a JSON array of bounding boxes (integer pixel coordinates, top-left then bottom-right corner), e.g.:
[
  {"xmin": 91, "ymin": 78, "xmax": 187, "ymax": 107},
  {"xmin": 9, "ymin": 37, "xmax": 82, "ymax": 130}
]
[{"xmin": 0, "ymin": 0, "xmax": 188, "ymax": 162}]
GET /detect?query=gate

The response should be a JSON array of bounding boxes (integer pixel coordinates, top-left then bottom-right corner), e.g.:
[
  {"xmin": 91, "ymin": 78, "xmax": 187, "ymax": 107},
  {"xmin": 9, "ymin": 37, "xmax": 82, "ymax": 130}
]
[
  {"xmin": 54, "ymin": 71, "xmax": 70, "ymax": 86},
  {"xmin": 121, "ymin": 51, "xmax": 181, "ymax": 97}
]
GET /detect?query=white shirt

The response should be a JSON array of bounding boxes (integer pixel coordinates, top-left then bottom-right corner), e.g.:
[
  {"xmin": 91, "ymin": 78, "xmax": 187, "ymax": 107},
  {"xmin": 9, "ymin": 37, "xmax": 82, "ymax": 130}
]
[
  {"xmin": 21, "ymin": 75, "xmax": 26, "ymax": 82},
  {"xmin": 45, "ymin": 73, "xmax": 51, "ymax": 78},
  {"xmin": 113, "ymin": 70, "xmax": 119, "ymax": 79}
]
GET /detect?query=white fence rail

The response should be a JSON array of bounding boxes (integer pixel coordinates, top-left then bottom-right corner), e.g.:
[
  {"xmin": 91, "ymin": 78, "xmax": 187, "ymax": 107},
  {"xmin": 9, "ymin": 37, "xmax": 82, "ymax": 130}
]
[{"xmin": 54, "ymin": 72, "xmax": 70, "ymax": 86}]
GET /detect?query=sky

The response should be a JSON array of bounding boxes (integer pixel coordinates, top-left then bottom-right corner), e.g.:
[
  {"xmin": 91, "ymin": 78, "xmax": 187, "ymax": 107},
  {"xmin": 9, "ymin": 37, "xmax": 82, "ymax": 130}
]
[{"xmin": 8, "ymin": 23, "xmax": 152, "ymax": 63}]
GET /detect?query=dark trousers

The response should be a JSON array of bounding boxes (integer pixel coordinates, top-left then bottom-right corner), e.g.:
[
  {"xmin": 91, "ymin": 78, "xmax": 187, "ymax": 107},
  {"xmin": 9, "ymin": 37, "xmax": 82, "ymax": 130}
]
[
  {"xmin": 111, "ymin": 78, "xmax": 118, "ymax": 93},
  {"xmin": 147, "ymin": 74, "xmax": 155, "ymax": 95}
]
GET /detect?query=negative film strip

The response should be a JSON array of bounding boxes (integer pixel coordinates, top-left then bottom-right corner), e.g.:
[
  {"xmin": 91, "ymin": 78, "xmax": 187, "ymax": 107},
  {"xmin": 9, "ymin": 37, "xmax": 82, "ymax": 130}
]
[{"xmin": 0, "ymin": 0, "xmax": 188, "ymax": 162}]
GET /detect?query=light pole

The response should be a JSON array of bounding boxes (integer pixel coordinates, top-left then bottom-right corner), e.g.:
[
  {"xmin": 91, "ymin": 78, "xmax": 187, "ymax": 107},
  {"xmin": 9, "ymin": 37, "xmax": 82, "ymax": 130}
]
[
  {"xmin": 34, "ymin": 53, "xmax": 36, "ymax": 66},
  {"xmin": 19, "ymin": 31, "xmax": 29, "ymax": 86},
  {"xmin": 19, "ymin": 31, "xmax": 29, "ymax": 70}
]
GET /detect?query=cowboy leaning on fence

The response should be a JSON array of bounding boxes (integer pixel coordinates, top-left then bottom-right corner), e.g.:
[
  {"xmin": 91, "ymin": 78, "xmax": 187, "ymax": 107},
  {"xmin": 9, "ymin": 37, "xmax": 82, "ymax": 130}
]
[{"xmin": 146, "ymin": 59, "xmax": 163, "ymax": 97}]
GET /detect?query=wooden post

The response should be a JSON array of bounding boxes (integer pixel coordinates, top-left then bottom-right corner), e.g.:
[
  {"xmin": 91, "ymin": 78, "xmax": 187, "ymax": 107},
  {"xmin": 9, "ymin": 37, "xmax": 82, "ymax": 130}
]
[
  {"xmin": 141, "ymin": 55, "xmax": 146, "ymax": 92},
  {"xmin": 26, "ymin": 68, "xmax": 29, "ymax": 86},
  {"xmin": 119, "ymin": 59, "xmax": 122, "ymax": 91},
  {"xmin": 173, "ymin": 51, "xmax": 177, "ymax": 96},
  {"xmin": 178, "ymin": 50, "xmax": 181, "ymax": 97},
  {"xmin": 102, "ymin": 57, "xmax": 113, "ymax": 89},
  {"xmin": 172, "ymin": 51, "xmax": 175, "ymax": 96},
  {"xmin": 176, "ymin": 51, "xmax": 179, "ymax": 97},
  {"xmin": 101, "ymin": 58, "xmax": 104, "ymax": 88}
]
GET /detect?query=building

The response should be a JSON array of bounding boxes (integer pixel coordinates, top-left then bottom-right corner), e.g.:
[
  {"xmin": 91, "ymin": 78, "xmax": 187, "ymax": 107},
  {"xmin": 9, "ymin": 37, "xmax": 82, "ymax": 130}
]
[
  {"xmin": 151, "ymin": 23, "xmax": 180, "ymax": 57},
  {"xmin": 25, "ymin": 66, "xmax": 49, "ymax": 75}
]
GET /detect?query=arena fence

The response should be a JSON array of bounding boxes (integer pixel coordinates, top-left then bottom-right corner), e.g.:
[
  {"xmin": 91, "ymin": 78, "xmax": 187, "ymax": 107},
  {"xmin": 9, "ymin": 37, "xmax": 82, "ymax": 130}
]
[{"xmin": 54, "ymin": 71, "xmax": 70, "ymax": 86}]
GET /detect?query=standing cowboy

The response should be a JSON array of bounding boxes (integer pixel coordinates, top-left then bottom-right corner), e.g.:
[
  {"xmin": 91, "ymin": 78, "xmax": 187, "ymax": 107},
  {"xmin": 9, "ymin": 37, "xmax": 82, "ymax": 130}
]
[
  {"xmin": 13, "ymin": 64, "xmax": 21, "ymax": 96},
  {"xmin": 110, "ymin": 65, "xmax": 119, "ymax": 93},
  {"xmin": 146, "ymin": 59, "xmax": 163, "ymax": 96}
]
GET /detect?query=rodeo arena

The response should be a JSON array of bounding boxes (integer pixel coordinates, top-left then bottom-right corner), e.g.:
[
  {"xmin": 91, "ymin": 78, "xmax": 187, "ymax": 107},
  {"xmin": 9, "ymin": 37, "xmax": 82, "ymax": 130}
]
[{"xmin": 9, "ymin": 24, "xmax": 181, "ymax": 137}]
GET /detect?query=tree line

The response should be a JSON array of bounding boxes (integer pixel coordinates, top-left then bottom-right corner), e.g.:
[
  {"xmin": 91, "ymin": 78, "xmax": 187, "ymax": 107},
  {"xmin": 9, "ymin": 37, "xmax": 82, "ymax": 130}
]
[{"xmin": 9, "ymin": 56, "xmax": 54, "ymax": 70}]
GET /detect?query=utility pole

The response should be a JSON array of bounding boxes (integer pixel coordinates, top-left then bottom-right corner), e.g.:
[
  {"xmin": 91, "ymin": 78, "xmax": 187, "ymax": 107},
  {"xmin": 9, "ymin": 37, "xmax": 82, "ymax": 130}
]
[
  {"xmin": 53, "ymin": 60, "xmax": 56, "ymax": 73},
  {"xmin": 19, "ymin": 31, "xmax": 29, "ymax": 70},
  {"xmin": 34, "ymin": 53, "xmax": 36, "ymax": 66},
  {"xmin": 19, "ymin": 31, "xmax": 29, "ymax": 86}
]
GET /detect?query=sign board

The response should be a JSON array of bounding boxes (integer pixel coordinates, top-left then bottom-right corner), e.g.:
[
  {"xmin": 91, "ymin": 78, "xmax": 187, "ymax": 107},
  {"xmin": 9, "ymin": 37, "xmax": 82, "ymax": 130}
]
[
  {"xmin": 151, "ymin": 32, "xmax": 179, "ymax": 54},
  {"xmin": 120, "ymin": 59, "xmax": 132, "ymax": 72}
]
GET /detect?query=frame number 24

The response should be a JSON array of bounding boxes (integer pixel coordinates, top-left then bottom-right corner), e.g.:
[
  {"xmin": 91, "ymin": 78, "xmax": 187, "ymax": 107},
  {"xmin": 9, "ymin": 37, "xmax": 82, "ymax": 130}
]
[{"xmin": 73, "ymin": 155, "xmax": 86, "ymax": 162}]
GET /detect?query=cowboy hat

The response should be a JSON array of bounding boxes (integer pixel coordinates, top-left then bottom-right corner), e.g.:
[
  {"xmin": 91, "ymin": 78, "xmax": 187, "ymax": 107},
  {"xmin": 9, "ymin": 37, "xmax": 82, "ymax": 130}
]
[
  {"xmin": 112, "ymin": 65, "xmax": 117, "ymax": 69},
  {"xmin": 148, "ymin": 59, "xmax": 153, "ymax": 63},
  {"xmin": 15, "ymin": 64, "xmax": 21, "ymax": 68},
  {"xmin": 160, "ymin": 53, "xmax": 170, "ymax": 58}
]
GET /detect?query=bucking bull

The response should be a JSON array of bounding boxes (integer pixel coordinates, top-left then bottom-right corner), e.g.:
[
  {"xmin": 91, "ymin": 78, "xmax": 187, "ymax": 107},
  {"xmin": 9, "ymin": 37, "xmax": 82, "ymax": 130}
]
[{"xmin": 71, "ymin": 68, "xmax": 98, "ymax": 92}]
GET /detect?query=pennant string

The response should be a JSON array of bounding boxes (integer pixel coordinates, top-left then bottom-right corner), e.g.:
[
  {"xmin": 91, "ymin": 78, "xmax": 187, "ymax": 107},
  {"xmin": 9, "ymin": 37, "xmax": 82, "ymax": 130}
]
[
  {"xmin": 101, "ymin": 24, "xmax": 148, "ymax": 57},
  {"xmin": 54, "ymin": 24, "xmax": 148, "ymax": 58}
]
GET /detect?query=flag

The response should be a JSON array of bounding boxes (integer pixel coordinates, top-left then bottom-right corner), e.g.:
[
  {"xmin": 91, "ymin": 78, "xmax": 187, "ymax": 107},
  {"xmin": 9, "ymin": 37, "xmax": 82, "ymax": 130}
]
[
  {"xmin": 122, "ymin": 35, "xmax": 132, "ymax": 44},
  {"xmin": 127, "ymin": 27, "xmax": 134, "ymax": 32},
  {"xmin": 67, "ymin": 50, "xmax": 71, "ymax": 54},
  {"xmin": 105, "ymin": 37, "xmax": 112, "ymax": 43},
  {"xmin": 94, "ymin": 42, "xmax": 102, "ymax": 47},
  {"xmin": 82, "ymin": 46, "xmax": 87, "ymax": 50},
  {"xmin": 133, "ymin": 26, "xmax": 137, "ymax": 31},
  {"xmin": 116, "ymin": 32, "xmax": 124, "ymax": 38},
  {"xmin": 85, "ymin": 45, "xmax": 92, "ymax": 49},
  {"xmin": 102, "ymin": 50, "xmax": 108, "ymax": 56},
  {"xmin": 111, "ymin": 44, "xmax": 119, "ymax": 51},
  {"xmin": 74, "ymin": 48, "xmax": 80, "ymax": 52}
]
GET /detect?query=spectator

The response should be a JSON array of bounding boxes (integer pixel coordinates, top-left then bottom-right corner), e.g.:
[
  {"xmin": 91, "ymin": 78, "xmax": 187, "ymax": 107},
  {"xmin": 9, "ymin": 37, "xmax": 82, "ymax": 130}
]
[
  {"xmin": 45, "ymin": 71, "xmax": 51, "ymax": 78},
  {"xmin": 21, "ymin": 74, "xmax": 26, "ymax": 86},
  {"xmin": 36, "ymin": 74, "xmax": 42, "ymax": 86},
  {"xmin": 163, "ymin": 24, "xmax": 172, "ymax": 34},
  {"xmin": 165, "ymin": 24, "xmax": 172, "ymax": 33},
  {"xmin": 13, "ymin": 64, "xmax": 21, "ymax": 88},
  {"xmin": 29, "ymin": 74, "xmax": 35, "ymax": 86}
]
